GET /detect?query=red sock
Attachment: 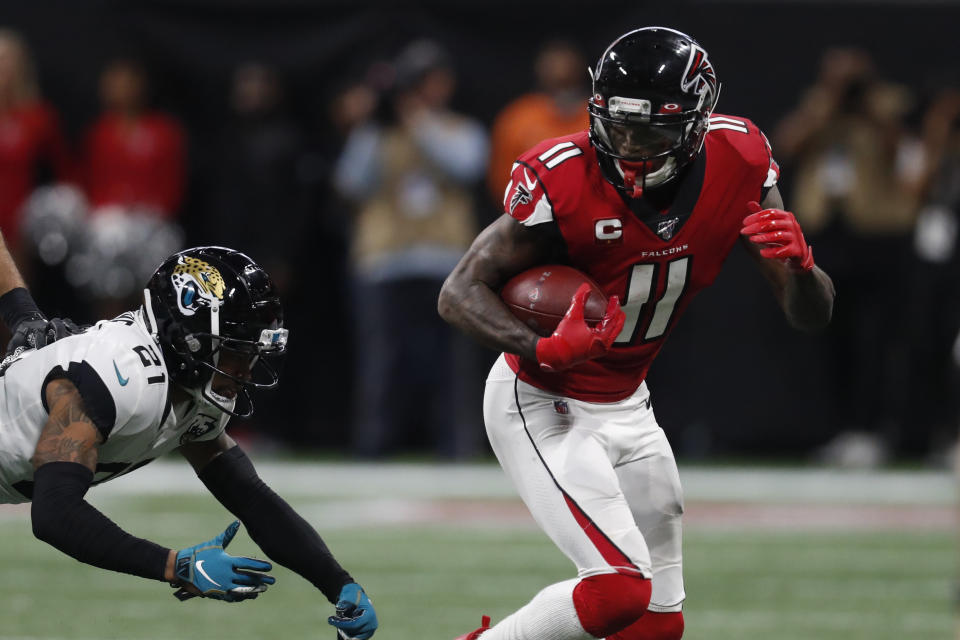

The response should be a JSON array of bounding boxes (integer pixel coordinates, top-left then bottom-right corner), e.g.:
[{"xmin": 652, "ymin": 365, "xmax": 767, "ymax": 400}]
[
  {"xmin": 606, "ymin": 611, "xmax": 684, "ymax": 639},
  {"xmin": 572, "ymin": 573, "xmax": 652, "ymax": 638}
]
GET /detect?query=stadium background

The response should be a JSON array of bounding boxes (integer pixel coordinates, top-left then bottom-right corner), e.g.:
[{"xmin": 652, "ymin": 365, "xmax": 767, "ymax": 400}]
[
  {"xmin": 4, "ymin": 0, "xmax": 959, "ymax": 459},
  {"xmin": 0, "ymin": 3, "xmax": 958, "ymax": 639}
]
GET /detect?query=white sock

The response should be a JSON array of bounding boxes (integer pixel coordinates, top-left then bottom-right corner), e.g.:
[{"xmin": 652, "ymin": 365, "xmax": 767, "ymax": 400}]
[{"xmin": 481, "ymin": 578, "xmax": 594, "ymax": 640}]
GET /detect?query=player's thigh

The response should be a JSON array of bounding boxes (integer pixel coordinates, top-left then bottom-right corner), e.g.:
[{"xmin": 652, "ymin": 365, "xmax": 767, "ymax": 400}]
[
  {"xmin": 484, "ymin": 357, "xmax": 651, "ymax": 577},
  {"xmin": 615, "ymin": 428, "xmax": 684, "ymax": 610}
]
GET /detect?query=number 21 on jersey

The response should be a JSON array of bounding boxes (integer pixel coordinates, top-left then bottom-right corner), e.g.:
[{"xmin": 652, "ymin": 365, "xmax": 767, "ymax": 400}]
[{"xmin": 615, "ymin": 257, "xmax": 691, "ymax": 344}]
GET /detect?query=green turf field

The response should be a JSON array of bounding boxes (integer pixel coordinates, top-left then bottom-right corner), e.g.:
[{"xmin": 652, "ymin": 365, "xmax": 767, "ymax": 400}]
[{"xmin": 0, "ymin": 462, "xmax": 954, "ymax": 640}]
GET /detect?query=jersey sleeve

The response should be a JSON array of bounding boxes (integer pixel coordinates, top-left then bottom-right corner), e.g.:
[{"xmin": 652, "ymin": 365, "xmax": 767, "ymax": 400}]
[
  {"xmin": 758, "ymin": 128, "xmax": 780, "ymax": 192},
  {"xmin": 503, "ymin": 160, "xmax": 555, "ymax": 226},
  {"xmin": 41, "ymin": 324, "xmax": 167, "ymax": 441},
  {"xmin": 502, "ymin": 137, "xmax": 586, "ymax": 227},
  {"xmin": 707, "ymin": 115, "xmax": 780, "ymax": 198}
]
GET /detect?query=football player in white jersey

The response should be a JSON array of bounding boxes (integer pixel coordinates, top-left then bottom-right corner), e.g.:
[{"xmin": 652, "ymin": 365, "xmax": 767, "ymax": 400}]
[{"xmin": 0, "ymin": 243, "xmax": 377, "ymax": 640}]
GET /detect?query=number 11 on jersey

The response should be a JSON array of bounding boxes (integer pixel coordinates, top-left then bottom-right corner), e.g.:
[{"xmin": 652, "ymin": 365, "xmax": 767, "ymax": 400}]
[{"xmin": 615, "ymin": 257, "xmax": 691, "ymax": 344}]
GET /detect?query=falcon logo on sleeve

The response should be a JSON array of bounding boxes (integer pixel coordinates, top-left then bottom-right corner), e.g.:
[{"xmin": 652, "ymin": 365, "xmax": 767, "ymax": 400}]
[{"xmin": 509, "ymin": 182, "xmax": 533, "ymax": 214}]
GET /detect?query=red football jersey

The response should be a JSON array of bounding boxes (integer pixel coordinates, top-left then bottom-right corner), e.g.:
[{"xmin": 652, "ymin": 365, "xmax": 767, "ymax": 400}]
[
  {"xmin": 0, "ymin": 102, "xmax": 77, "ymax": 245},
  {"xmin": 84, "ymin": 112, "xmax": 186, "ymax": 217},
  {"xmin": 503, "ymin": 115, "xmax": 779, "ymax": 402}
]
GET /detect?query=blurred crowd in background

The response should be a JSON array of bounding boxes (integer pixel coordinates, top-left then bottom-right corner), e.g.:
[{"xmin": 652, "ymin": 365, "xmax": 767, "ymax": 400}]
[{"xmin": 2, "ymin": 3, "xmax": 959, "ymax": 465}]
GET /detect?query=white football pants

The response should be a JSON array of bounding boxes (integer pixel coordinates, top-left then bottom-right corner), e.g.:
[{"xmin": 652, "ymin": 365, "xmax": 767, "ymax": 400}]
[{"xmin": 484, "ymin": 354, "xmax": 685, "ymax": 612}]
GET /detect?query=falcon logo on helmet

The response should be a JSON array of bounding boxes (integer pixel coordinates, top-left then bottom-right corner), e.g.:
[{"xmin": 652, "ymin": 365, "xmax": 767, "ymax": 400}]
[{"xmin": 680, "ymin": 44, "xmax": 717, "ymax": 101}]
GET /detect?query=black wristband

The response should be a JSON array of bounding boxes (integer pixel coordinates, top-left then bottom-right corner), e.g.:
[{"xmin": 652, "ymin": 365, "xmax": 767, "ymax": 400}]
[
  {"xmin": 198, "ymin": 446, "xmax": 354, "ymax": 603},
  {"xmin": 31, "ymin": 461, "xmax": 170, "ymax": 582},
  {"xmin": 0, "ymin": 287, "xmax": 44, "ymax": 330}
]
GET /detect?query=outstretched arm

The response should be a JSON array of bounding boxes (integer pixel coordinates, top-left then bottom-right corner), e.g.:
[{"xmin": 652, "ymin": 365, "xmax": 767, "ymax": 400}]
[
  {"xmin": 30, "ymin": 379, "xmax": 270, "ymax": 602},
  {"xmin": 740, "ymin": 185, "xmax": 835, "ymax": 332},
  {"xmin": 30, "ymin": 378, "xmax": 171, "ymax": 581},
  {"xmin": 180, "ymin": 435, "xmax": 354, "ymax": 600},
  {"xmin": 181, "ymin": 435, "xmax": 378, "ymax": 638}
]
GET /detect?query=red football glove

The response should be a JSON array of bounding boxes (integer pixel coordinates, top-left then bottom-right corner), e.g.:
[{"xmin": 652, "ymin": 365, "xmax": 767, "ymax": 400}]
[
  {"xmin": 740, "ymin": 201, "xmax": 815, "ymax": 272},
  {"xmin": 535, "ymin": 283, "xmax": 625, "ymax": 372}
]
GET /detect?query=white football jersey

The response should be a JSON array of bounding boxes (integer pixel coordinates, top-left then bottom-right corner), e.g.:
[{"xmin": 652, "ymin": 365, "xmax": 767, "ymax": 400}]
[{"xmin": 0, "ymin": 309, "xmax": 230, "ymax": 504}]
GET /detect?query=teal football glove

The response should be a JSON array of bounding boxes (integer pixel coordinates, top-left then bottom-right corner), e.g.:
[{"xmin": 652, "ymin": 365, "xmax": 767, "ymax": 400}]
[
  {"xmin": 328, "ymin": 582, "xmax": 378, "ymax": 639},
  {"xmin": 173, "ymin": 521, "xmax": 275, "ymax": 602}
]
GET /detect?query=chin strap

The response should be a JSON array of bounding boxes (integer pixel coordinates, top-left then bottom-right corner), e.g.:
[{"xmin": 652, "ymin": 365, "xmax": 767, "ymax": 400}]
[
  {"xmin": 621, "ymin": 168, "xmax": 644, "ymax": 198},
  {"xmin": 209, "ymin": 297, "xmax": 221, "ymax": 338},
  {"xmin": 142, "ymin": 289, "xmax": 159, "ymax": 340},
  {"xmin": 616, "ymin": 158, "xmax": 646, "ymax": 199}
]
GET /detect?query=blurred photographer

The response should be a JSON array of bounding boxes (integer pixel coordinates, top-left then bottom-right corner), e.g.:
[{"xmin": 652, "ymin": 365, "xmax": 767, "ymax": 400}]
[
  {"xmin": 333, "ymin": 40, "xmax": 488, "ymax": 459},
  {"xmin": 774, "ymin": 48, "xmax": 926, "ymax": 465}
]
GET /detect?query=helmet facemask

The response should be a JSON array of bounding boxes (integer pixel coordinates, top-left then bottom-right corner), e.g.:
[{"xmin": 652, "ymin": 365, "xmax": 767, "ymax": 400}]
[
  {"xmin": 197, "ymin": 325, "xmax": 289, "ymax": 418},
  {"xmin": 589, "ymin": 100, "xmax": 702, "ymax": 196}
]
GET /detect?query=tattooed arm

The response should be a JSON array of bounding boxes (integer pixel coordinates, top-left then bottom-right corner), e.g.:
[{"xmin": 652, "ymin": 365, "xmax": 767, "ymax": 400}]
[
  {"xmin": 32, "ymin": 378, "xmax": 103, "ymax": 471},
  {"xmin": 30, "ymin": 377, "xmax": 174, "ymax": 581}
]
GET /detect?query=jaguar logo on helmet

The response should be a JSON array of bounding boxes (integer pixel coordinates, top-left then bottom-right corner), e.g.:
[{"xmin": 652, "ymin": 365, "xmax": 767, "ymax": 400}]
[{"xmin": 171, "ymin": 256, "xmax": 225, "ymax": 316}]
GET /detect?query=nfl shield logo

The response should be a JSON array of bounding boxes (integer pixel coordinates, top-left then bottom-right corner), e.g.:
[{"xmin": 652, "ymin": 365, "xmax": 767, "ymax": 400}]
[
  {"xmin": 656, "ymin": 216, "xmax": 680, "ymax": 241},
  {"xmin": 553, "ymin": 400, "xmax": 569, "ymax": 415}
]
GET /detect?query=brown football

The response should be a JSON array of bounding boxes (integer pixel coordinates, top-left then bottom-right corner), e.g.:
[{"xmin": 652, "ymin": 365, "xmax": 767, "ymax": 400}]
[{"xmin": 500, "ymin": 265, "xmax": 608, "ymax": 337}]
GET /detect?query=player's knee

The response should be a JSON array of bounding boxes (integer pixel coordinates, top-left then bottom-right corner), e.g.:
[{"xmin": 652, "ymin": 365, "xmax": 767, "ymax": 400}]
[
  {"xmin": 656, "ymin": 611, "xmax": 684, "ymax": 639},
  {"xmin": 642, "ymin": 611, "xmax": 685, "ymax": 639},
  {"xmin": 572, "ymin": 572, "xmax": 652, "ymax": 638},
  {"xmin": 650, "ymin": 469, "xmax": 684, "ymax": 518},
  {"xmin": 660, "ymin": 492, "xmax": 683, "ymax": 517}
]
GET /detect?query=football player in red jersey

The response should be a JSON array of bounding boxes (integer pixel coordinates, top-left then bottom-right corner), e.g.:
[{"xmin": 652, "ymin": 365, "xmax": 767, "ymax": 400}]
[{"xmin": 439, "ymin": 27, "xmax": 834, "ymax": 640}]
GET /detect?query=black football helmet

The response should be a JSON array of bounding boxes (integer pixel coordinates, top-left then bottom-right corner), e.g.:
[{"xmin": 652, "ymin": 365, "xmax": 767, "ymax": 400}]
[
  {"xmin": 144, "ymin": 246, "xmax": 288, "ymax": 418},
  {"xmin": 588, "ymin": 27, "xmax": 720, "ymax": 197}
]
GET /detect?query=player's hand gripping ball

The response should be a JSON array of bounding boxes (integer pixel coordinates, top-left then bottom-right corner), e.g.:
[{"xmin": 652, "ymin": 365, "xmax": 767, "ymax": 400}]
[
  {"xmin": 500, "ymin": 265, "xmax": 608, "ymax": 336},
  {"xmin": 501, "ymin": 266, "xmax": 625, "ymax": 372}
]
